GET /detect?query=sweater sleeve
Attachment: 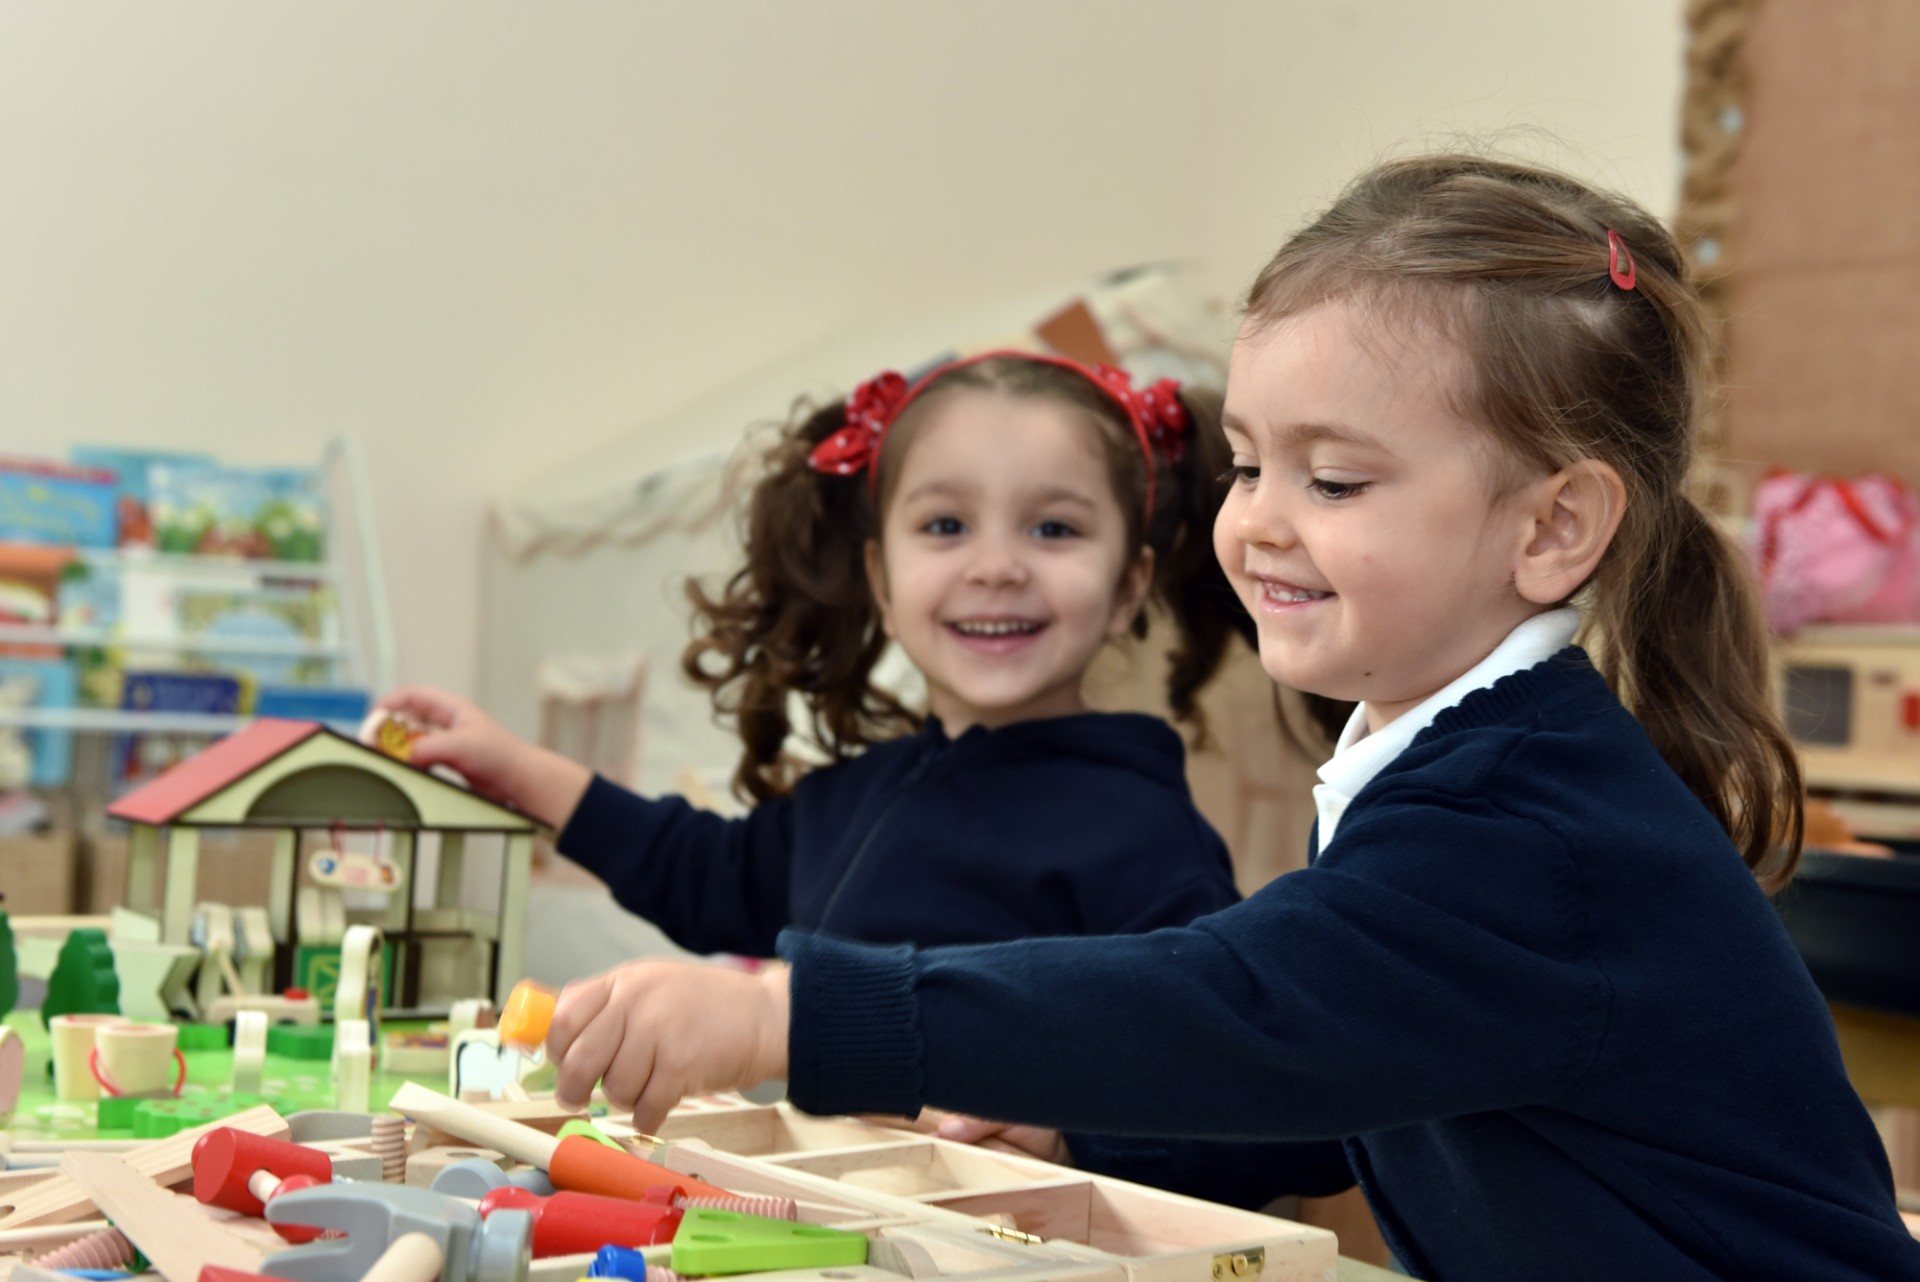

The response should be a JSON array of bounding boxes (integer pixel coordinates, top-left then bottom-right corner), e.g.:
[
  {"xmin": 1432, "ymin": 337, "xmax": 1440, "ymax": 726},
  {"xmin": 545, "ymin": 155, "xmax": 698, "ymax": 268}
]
[
  {"xmin": 557, "ymin": 774, "xmax": 796, "ymax": 958},
  {"xmin": 1065, "ymin": 1133, "xmax": 1356, "ymax": 1205},
  {"xmin": 781, "ymin": 789, "xmax": 1609, "ymax": 1140}
]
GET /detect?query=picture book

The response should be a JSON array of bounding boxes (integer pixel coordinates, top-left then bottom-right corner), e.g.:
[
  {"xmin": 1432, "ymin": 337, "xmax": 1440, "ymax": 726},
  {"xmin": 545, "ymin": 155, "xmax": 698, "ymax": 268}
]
[
  {"xmin": 0, "ymin": 457, "xmax": 117, "ymax": 549},
  {"xmin": 148, "ymin": 462, "xmax": 326, "ymax": 562}
]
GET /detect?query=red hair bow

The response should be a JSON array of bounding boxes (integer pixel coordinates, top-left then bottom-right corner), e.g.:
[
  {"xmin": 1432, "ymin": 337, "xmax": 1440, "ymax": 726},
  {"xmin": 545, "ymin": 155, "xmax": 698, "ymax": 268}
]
[
  {"xmin": 809, "ymin": 370, "xmax": 910, "ymax": 477},
  {"xmin": 805, "ymin": 351, "xmax": 1194, "ymax": 516},
  {"xmin": 1130, "ymin": 376, "xmax": 1192, "ymax": 464}
]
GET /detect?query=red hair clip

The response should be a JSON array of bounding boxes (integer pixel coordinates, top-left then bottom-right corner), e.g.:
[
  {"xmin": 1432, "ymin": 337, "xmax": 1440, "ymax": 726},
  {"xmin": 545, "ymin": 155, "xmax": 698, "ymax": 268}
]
[{"xmin": 1606, "ymin": 229, "xmax": 1637, "ymax": 292}]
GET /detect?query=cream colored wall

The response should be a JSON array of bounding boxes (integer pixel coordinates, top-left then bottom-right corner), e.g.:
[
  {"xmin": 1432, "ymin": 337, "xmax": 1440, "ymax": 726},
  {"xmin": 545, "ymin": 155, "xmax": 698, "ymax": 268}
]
[{"xmin": 0, "ymin": 2, "xmax": 1681, "ymax": 697}]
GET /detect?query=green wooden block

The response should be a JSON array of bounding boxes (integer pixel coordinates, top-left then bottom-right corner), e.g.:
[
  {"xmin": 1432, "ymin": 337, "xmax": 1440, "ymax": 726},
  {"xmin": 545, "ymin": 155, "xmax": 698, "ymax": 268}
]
[
  {"xmin": 130, "ymin": 1094, "xmax": 280, "ymax": 1138},
  {"xmin": 96, "ymin": 1095, "xmax": 143, "ymax": 1130},
  {"xmin": 177, "ymin": 1022, "xmax": 230, "ymax": 1051},
  {"xmin": 295, "ymin": 943, "xmax": 395, "ymax": 1011},
  {"xmin": 267, "ymin": 1023, "xmax": 335, "ymax": 1060},
  {"xmin": 670, "ymin": 1208, "xmax": 868, "ymax": 1276}
]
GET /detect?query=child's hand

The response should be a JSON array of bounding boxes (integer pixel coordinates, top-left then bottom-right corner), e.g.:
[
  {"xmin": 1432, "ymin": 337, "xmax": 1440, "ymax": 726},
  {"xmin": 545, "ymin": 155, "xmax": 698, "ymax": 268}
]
[
  {"xmin": 547, "ymin": 960, "xmax": 791, "ymax": 1132},
  {"xmin": 933, "ymin": 1114, "xmax": 1072, "ymax": 1165},
  {"xmin": 374, "ymin": 686, "xmax": 590, "ymax": 827}
]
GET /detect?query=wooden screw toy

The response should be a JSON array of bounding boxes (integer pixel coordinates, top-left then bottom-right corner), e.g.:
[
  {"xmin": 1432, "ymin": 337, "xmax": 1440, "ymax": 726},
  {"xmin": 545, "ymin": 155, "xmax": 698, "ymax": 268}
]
[{"xmin": 192, "ymin": 1127, "xmax": 333, "ymax": 1242}]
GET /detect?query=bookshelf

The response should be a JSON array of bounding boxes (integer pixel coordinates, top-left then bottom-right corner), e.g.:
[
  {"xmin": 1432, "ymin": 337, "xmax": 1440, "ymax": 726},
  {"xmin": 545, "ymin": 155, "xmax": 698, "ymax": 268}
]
[{"xmin": 0, "ymin": 436, "xmax": 393, "ymax": 741}]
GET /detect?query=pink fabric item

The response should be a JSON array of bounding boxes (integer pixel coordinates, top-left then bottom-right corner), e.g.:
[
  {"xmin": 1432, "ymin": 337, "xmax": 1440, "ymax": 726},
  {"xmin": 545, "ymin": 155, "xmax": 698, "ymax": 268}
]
[{"xmin": 1753, "ymin": 471, "xmax": 1920, "ymax": 632}]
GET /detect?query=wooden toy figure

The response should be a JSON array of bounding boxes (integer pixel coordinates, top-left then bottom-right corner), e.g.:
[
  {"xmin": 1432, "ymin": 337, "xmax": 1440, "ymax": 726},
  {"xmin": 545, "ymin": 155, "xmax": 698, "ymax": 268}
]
[{"xmin": 42, "ymin": 928, "xmax": 120, "ymax": 1027}]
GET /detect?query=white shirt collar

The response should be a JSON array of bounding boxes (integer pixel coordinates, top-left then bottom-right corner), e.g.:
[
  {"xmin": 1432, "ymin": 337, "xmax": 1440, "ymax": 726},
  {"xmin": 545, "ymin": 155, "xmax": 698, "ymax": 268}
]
[{"xmin": 1312, "ymin": 608, "xmax": 1580, "ymax": 854}]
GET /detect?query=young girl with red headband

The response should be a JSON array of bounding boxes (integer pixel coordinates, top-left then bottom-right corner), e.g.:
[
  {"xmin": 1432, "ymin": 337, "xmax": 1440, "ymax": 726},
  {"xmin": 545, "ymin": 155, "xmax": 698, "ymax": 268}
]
[
  {"xmin": 378, "ymin": 352, "xmax": 1271, "ymax": 955},
  {"xmin": 538, "ymin": 157, "xmax": 1920, "ymax": 1281}
]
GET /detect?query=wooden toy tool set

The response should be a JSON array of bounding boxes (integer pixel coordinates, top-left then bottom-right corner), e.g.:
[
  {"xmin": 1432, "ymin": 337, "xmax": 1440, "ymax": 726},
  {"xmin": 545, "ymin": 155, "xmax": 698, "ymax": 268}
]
[{"xmin": 0, "ymin": 1084, "xmax": 1337, "ymax": 1282}]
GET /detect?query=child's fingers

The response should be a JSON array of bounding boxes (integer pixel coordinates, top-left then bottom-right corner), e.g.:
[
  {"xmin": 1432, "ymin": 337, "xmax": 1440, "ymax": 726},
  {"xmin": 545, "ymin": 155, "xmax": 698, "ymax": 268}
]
[
  {"xmin": 935, "ymin": 1115, "xmax": 1000, "ymax": 1143},
  {"xmin": 552, "ymin": 1006, "xmax": 625, "ymax": 1112},
  {"xmin": 632, "ymin": 1072, "xmax": 684, "ymax": 1136},
  {"xmin": 404, "ymin": 729, "xmax": 475, "ymax": 772},
  {"xmin": 375, "ymin": 686, "xmax": 465, "ymax": 725},
  {"xmin": 599, "ymin": 1031, "xmax": 659, "ymax": 1115},
  {"xmin": 548, "ymin": 975, "xmax": 614, "ymax": 1107}
]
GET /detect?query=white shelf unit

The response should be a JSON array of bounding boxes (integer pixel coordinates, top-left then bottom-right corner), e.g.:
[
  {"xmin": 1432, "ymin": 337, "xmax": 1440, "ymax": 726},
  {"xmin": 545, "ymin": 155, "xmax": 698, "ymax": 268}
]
[{"xmin": 0, "ymin": 435, "xmax": 394, "ymax": 739}]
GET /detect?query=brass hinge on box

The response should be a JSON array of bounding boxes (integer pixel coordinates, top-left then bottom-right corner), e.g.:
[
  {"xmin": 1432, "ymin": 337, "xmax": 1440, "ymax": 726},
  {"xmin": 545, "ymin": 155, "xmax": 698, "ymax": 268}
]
[
  {"xmin": 1212, "ymin": 1246, "xmax": 1265, "ymax": 1280},
  {"xmin": 977, "ymin": 1224, "xmax": 1045, "ymax": 1246}
]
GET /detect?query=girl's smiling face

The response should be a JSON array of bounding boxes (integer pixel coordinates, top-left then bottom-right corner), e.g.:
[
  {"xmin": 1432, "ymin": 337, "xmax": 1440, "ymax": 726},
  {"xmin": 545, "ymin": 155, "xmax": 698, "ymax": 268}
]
[
  {"xmin": 869, "ymin": 389, "xmax": 1151, "ymax": 735},
  {"xmin": 1215, "ymin": 298, "xmax": 1547, "ymax": 729}
]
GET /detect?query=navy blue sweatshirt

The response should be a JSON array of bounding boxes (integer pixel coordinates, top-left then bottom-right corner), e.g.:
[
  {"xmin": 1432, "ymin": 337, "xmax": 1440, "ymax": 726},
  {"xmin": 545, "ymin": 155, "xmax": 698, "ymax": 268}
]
[
  {"xmin": 780, "ymin": 652, "xmax": 1920, "ymax": 1282},
  {"xmin": 556, "ymin": 711, "xmax": 1240, "ymax": 956}
]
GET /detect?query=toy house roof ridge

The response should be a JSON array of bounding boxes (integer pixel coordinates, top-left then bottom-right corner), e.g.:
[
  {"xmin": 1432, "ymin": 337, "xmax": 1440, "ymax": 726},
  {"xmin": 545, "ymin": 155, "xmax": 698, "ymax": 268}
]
[{"xmin": 105, "ymin": 717, "xmax": 530, "ymax": 828}]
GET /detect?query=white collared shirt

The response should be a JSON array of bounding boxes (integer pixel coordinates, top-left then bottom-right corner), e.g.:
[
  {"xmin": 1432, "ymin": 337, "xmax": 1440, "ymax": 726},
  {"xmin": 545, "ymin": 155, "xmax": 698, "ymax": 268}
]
[{"xmin": 1311, "ymin": 608, "xmax": 1581, "ymax": 855}]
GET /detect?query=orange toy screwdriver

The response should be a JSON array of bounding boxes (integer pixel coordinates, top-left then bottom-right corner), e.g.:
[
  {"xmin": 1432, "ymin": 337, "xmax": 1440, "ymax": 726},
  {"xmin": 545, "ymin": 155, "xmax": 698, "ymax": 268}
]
[{"xmin": 386, "ymin": 1081, "xmax": 729, "ymax": 1202}]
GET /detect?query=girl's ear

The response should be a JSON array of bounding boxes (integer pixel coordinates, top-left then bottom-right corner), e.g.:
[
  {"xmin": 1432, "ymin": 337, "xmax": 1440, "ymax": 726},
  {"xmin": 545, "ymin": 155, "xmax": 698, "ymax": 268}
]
[
  {"xmin": 1107, "ymin": 545, "xmax": 1156, "ymax": 639},
  {"xmin": 865, "ymin": 539, "xmax": 897, "ymax": 638},
  {"xmin": 1514, "ymin": 459, "xmax": 1626, "ymax": 605}
]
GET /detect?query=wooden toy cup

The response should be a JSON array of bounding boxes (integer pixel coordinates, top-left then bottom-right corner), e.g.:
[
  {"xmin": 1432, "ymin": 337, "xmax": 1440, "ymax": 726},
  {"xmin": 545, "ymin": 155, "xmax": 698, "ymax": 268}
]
[
  {"xmin": 48, "ymin": 1014, "xmax": 125, "ymax": 1102},
  {"xmin": 92, "ymin": 1020, "xmax": 186, "ymax": 1098}
]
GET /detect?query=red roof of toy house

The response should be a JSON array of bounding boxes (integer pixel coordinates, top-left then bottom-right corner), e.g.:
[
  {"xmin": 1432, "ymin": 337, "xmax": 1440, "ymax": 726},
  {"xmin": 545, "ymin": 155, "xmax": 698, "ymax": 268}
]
[{"xmin": 107, "ymin": 718, "xmax": 328, "ymax": 826}]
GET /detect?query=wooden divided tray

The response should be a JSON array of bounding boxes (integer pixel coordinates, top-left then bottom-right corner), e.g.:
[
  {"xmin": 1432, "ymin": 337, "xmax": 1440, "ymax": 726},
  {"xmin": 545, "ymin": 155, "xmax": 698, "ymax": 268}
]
[{"xmin": 644, "ymin": 1097, "xmax": 1338, "ymax": 1282}]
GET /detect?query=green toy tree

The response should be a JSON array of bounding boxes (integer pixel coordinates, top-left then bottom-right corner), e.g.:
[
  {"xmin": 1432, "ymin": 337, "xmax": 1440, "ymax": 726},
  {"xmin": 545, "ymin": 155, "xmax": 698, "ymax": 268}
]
[
  {"xmin": 41, "ymin": 927, "xmax": 119, "ymax": 1027},
  {"xmin": 0, "ymin": 901, "xmax": 17, "ymax": 1019}
]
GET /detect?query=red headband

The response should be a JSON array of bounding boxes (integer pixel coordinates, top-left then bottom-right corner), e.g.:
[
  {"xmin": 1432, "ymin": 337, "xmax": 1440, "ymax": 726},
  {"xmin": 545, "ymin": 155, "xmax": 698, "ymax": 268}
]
[{"xmin": 806, "ymin": 349, "xmax": 1192, "ymax": 518}]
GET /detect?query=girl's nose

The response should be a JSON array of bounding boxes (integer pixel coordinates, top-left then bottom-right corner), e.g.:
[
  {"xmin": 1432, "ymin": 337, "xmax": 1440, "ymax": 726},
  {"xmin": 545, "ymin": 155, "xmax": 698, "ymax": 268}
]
[
  {"xmin": 966, "ymin": 537, "xmax": 1029, "ymax": 586},
  {"xmin": 1236, "ymin": 487, "xmax": 1297, "ymax": 550}
]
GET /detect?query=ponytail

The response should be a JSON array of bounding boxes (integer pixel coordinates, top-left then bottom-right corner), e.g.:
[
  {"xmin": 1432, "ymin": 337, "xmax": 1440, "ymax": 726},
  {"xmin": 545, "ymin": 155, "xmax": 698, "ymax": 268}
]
[
  {"xmin": 1589, "ymin": 495, "xmax": 1803, "ymax": 891},
  {"xmin": 682, "ymin": 401, "xmax": 919, "ymax": 803},
  {"xmin": 1147, "ymin": 386, "xmax": 1240, "ymax": 738}
]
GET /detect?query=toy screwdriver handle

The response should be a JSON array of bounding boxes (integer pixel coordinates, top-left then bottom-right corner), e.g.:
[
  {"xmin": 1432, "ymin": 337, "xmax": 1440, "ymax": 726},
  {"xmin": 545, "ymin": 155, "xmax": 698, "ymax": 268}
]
[
  {"xmin": 385, "ymin": 1082, "xmax": 731, "ymax": 1200},
  {"xmin": 551, "ymin": 1135, "xmax": 728, "ymax": 1201}
]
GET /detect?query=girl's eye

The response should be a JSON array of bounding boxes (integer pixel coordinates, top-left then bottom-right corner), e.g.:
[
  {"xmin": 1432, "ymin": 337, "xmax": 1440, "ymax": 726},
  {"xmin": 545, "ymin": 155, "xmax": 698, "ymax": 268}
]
[
  {"xmin": 1307, "ymin": 477, "xmax": 1370, "ymax": 501},
  {"xmin": 922, "ymin": 515, "xmax": 965, "ymax": 536},
  {"xmin": 1219, "ymin": 464, "xmax": 1260, "ymax": 486},
  {"xmin": 1033, "ymin": 520, "xmax": 1079, "ymax": 540}
]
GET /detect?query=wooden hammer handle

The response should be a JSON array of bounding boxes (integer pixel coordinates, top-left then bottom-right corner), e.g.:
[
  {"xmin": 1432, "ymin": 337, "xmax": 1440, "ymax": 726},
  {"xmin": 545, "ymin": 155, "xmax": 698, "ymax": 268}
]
[
  {"xmin": 386, "ymin": 1083, "xmax": 561, "ymax": 1169},
  {"xmin": 362, "ymin": 1231, "xmax": 444, "ymax": 1282}
]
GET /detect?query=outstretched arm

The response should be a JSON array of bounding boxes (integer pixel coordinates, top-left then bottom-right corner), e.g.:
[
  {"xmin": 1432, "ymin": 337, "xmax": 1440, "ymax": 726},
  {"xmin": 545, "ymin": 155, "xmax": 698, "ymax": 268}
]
[{"xmin": 545, "ymin": 795, "xmax": 1603, "ymax": 1141}]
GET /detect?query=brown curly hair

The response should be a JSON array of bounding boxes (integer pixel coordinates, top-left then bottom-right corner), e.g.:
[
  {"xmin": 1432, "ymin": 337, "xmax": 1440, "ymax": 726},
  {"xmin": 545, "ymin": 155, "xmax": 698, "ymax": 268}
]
[{"xmin": 683, "ymin": 354, "xmax": 1248, "ymax": 803}]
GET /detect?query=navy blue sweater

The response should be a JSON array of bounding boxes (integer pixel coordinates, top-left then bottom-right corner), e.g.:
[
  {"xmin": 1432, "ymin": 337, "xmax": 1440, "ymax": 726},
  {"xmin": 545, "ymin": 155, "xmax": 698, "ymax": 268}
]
[
  {"xmin": 557, "ymin": 712, "xmax": 1240, "ymax": 957},
  {"xmin": 781, "ymin": 652, "xmax": 1920, "ymax": 1282}
]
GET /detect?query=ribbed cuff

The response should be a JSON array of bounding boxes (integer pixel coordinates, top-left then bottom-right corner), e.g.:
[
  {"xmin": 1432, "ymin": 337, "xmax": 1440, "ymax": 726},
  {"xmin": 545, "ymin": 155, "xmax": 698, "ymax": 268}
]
[{"xmin": 777, "ymin": 930, "xmax": 923, "ymax": 1117}]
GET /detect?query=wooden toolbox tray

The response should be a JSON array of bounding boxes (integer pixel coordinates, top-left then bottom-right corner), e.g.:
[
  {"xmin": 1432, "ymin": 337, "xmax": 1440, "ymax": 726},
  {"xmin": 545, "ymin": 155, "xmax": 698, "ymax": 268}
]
[
  {"xmin": 0, "ymin": 1095, "xmax": 1336, "ymax": 1282},
  {"xmin": 639, "ymin": 1097, "xmax": 1338, "ymax": 1282}
]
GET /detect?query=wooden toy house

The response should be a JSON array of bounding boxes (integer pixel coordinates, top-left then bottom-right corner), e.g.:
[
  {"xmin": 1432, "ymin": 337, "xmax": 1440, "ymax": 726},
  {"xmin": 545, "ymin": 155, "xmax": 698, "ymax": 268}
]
[{"xmin": 105, "ymin": 718, "xmax": 538, "ymax": 1011}]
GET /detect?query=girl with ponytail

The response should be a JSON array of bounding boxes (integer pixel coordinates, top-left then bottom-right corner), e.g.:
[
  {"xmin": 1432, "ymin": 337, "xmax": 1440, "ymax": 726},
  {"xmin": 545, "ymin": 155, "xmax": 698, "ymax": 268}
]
[
  {"xmin": 538, "ymin": 158, "xmax": 1920, "ymax": 1281},
  {"xmin": 376, "ymin": 351, "xmax": 1265, "ymax": 957}
]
